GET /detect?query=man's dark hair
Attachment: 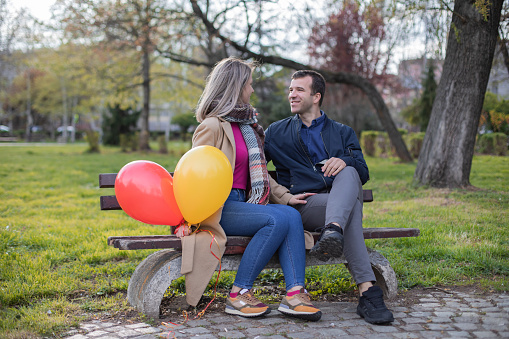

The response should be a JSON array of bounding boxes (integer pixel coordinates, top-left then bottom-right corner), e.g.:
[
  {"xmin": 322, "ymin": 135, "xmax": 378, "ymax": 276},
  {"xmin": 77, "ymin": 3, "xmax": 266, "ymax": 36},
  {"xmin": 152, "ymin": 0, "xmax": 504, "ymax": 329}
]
[{"xmin": 292, "ymin": 70, "xmax": 326, "ymax": 106}]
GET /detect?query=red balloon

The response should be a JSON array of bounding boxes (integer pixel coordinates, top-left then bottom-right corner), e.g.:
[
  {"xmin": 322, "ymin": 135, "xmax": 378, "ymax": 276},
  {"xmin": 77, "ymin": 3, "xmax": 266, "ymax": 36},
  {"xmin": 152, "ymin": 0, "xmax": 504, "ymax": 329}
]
[{"xmin": 115, "ymin": 160, "xmax": 183, "ymax": 225}]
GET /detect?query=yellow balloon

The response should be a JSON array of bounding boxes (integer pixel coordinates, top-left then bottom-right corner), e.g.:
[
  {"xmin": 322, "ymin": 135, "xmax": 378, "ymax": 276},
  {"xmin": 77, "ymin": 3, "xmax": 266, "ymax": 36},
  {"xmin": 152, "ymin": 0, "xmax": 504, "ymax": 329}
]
[{"xmin": 173, "ymin": 146, "xmax": 233, "ymax": 224}]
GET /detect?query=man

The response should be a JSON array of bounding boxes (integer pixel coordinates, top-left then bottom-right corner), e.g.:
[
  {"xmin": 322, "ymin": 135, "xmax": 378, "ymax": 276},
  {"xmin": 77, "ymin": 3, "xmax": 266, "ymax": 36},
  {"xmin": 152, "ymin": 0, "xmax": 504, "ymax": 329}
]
[{"xmin": 264, "ymin": 70, "xmax": 394, "ymax": 325}]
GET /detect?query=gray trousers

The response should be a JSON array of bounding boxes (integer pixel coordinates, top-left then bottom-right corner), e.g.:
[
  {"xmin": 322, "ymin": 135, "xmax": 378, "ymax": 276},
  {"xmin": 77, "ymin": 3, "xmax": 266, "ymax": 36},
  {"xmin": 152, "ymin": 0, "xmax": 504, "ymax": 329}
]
[{"xmin": 294, "ymin": 167, "xmax": 376, "ymax": 285}]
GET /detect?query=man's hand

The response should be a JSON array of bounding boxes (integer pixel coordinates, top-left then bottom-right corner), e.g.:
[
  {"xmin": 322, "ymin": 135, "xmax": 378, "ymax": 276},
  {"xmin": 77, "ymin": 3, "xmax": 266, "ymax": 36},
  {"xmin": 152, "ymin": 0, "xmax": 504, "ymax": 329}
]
[
  {"xmin": 322, "ymin": 157, "xmax": 347, "ymax": 177},
  {"xmin": 288, "ymin": 192, "xmax": 316, "ymax": 205}
]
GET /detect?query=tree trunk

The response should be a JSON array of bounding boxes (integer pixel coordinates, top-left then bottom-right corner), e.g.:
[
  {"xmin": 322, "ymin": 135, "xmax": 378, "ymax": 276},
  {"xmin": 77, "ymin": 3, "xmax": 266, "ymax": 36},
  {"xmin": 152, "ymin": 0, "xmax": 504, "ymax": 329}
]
[
  {"xmin": 61, "ymin": 78, "xmax": 68, "ymax": 143},
  {"xmin": 25, "ymin": 73, "xmax": 33, "ymax": 142},
  {"xmin": 139, "ymin": 49, "xmax": 151, "ymax": 151},
  {"xmin": 414, "ymin": 0, "xmax": 503, "ymax": 188}
]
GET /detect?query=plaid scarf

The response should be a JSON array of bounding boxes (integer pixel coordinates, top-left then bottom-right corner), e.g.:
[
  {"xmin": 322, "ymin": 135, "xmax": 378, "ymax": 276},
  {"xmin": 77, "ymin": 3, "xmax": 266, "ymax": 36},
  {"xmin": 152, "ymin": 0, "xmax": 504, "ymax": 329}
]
[{"xmin": 218, "ymin": 103, "xmax": 270, "ymax": 205}]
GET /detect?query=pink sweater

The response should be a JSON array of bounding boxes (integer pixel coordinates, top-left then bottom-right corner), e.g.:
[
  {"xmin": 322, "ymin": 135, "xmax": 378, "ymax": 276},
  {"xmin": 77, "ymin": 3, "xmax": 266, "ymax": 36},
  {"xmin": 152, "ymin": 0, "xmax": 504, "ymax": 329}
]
[{"xmin": 231, "ymin": 123, "xmax": 249, "ymax": 190}]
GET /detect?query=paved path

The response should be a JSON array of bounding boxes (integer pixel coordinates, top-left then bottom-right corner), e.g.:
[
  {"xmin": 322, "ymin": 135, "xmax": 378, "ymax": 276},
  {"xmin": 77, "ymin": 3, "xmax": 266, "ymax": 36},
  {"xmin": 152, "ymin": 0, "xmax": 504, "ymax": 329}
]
[{"xmin": 65, "ymin": 289, "xmax": 509, "ymax": 338}]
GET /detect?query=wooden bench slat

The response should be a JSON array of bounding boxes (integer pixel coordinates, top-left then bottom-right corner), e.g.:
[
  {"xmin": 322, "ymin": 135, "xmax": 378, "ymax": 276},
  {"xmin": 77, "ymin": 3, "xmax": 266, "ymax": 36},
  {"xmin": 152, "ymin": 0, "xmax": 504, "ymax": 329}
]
[
  {"xmin": 99, "ymin": 171, "xmax": 374, "ymax": 210},
  {"xmin": 100, "ymin": 196, "xmax": 122, "ymax": 210},
  {"xmin": 107, "ymin": 227, "xmax": 420, "ymax": 252},
  {"xmin": 99, "ymin": 173, "xmax": 116, "ymax": 188},
  {"xmin": 100, "ymin": 191, "xmax": 372, "ymax": 210}
]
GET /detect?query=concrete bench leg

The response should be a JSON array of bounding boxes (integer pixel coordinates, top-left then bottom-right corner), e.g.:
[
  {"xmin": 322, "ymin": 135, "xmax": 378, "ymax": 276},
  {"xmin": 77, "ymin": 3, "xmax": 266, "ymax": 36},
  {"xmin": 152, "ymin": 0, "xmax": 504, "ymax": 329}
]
[
  {"xmin": 126, "ymin": 251, "xmax": 247, "ymax": 319},
  {"xmin": 368, "ymin": 248, "xmax": 398, "ymax": 300},
  {"xmin": 343, "ymin": 248, "xmax": 398, "ymax": 300},
  {"xmin": 127, "ymin": 250, "xmax": 183, "ymax": 319}
]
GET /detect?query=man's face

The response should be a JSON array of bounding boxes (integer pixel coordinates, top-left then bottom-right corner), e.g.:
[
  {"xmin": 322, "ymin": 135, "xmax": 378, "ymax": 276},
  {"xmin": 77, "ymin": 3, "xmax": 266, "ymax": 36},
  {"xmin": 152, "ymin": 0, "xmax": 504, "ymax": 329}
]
[{"xmin": 288, "ymin": 76, "xmax": 320, "ymax": 115}]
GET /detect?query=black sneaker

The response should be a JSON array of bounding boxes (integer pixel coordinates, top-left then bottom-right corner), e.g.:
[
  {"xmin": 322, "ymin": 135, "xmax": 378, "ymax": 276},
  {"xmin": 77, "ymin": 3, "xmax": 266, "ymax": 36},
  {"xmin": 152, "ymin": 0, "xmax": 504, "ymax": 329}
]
[
  {"xmin": 309, "ymin": 223, "xmax": 344, "ymax": 260},
  {"xmin": 356, "ymin": 286, "xmax": 394, "ymax": 324}
]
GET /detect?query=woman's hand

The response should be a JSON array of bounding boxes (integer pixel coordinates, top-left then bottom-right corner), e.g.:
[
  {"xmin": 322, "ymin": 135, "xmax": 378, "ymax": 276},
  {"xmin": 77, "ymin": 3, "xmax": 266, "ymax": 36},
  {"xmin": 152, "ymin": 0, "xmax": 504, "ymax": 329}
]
[{"xmin": 288, "ymin": 192, "xmax": 316, "ymax": 205}]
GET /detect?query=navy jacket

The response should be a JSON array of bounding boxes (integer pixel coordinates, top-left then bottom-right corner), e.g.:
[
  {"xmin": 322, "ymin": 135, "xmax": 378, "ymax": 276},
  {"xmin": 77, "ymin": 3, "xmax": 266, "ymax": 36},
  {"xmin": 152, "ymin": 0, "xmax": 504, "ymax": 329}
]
[{"xmin": 264, "ymin": 114, "xmax": 369, "ymax": 194}]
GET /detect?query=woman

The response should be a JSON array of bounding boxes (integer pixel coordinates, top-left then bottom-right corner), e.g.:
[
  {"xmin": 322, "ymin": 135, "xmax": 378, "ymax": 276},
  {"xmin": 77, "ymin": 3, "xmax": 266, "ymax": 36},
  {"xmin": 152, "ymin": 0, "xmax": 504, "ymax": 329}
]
[{"xmin": 191, "ymin": 57, "xmax": 321, "ymax": 321}]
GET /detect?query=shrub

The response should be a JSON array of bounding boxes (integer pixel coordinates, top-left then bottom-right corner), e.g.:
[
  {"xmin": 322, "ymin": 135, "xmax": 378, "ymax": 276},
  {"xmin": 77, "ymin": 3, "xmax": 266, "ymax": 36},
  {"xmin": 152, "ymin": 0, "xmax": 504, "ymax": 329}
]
[
  {"xmin": 158, "ymin": 135, "xmax": 168, "ymax": 154},
  {"xmin": 406, "ymin": 132, "xmax": 426, "ymax": 159},
  {"xmin": 477, "ymin": 133, "xmax": 507, "ymax": 156},
  {"xmin": 102, "ymin": 104, "xmax": 141, "ymax": 146},
  {"xmin": 119, "ymin": 134, "xmax": 129, "ymax": 153},
  {"xmin": 361, "ymin": 131, "xmax": 395, "ymax": 157},
  {"xmin": 172, "ymin": 112, "xmax": 199, "ymax": 141},
  {"xmin": 130, "ymin": 132, "xmax": 140, "ymax": 152},
  {"xmin": 84, "ymin": 131, "xmax": 100, "ymax": 153},
  {"xmin": 398, "ymin": 128, "xmax": 408, "ymax": 136},
  {"xmin": 360, "ymin": 131, "xmax": 378, "ymax": 156},
  {"xmin": 376, "ymin": 132, "xmax": 390, "ymax": 157},
  {"xmin": 169, "ymin": 142, "xmax": 191, "ymax": 157}
]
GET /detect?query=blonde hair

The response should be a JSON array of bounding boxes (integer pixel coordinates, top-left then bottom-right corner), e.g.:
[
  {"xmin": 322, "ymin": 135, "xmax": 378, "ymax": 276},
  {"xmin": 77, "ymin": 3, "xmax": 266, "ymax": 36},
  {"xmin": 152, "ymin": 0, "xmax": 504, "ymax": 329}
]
[{"xmin": 195, "ymin": 57, "xmax": 256, "ymax": 122}]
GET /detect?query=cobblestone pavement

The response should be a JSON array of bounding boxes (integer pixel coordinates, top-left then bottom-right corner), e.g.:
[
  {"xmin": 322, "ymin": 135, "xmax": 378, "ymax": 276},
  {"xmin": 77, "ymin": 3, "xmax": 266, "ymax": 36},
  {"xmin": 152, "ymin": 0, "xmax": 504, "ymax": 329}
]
[{"xmin": 65, "ymin": 289, "xmax": 509, "ymax": 338}]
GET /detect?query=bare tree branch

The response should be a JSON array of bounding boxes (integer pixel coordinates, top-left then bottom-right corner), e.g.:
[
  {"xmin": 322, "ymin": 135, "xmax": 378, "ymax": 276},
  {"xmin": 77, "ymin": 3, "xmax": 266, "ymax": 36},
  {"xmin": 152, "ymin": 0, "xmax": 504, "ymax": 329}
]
[
  {"xmin": 187, "ymin": 0, "xmax": 412, "ymax": 162},
  {"xmin": 151, "ymin": 72, "xmax": 205, "ymax": 89}
]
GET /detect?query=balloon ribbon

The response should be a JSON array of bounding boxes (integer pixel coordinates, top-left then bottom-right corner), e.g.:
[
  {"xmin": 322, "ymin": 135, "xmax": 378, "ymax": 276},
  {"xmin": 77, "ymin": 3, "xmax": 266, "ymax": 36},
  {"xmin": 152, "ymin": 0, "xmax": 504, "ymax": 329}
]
[{"xmin": 162, "ymin": 227, "xmax": 222, "ymax": 338}]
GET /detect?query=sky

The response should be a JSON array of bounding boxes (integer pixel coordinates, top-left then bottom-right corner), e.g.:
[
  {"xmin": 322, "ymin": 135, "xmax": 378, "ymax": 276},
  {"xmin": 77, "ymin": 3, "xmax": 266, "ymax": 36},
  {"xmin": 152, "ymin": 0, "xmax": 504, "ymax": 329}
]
[
  {"xmin": 10, "ymin": 0, "xmax": 55, "ymax": 22},
  {"xmin": 8, "ymin": 0, "xmax": 425, "ymax": 74}
]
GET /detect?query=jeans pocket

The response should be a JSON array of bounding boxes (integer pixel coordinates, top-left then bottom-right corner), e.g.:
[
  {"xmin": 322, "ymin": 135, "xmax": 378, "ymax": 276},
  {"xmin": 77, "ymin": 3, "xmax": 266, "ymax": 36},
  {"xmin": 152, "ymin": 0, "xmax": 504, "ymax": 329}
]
[{"xmin": 227, "ymin": 189, "xmax": 246, "ymax": 202}]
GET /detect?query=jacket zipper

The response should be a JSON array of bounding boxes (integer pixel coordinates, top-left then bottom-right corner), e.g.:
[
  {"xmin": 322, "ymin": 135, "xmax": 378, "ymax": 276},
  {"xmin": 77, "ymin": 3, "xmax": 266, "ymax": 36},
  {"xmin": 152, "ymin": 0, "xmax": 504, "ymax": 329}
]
[
  {"xmin": 321, "ymin": 132, "xmax": 331, "ymax": 159},
  {"xmin": 297, "ymin": 127, "xmax": 316, "ymax": 171},
  {"xmin": 319, "ymin": 132, "xmax": 330, "ymax": 190},
  {"xmin": 295, "ymin": 117, "xmax": 328, "ymax": 189},
  {"xmin": 299, "ymin": 136, "xmax": 316, "ymax": 172}
]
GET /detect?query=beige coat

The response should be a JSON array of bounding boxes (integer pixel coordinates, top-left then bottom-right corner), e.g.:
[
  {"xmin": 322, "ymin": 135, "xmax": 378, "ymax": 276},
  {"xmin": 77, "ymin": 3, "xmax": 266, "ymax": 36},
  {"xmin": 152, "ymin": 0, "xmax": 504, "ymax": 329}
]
[{"xmin": 180, "ymin": 117, "xmax": 313, "ymax": 306}]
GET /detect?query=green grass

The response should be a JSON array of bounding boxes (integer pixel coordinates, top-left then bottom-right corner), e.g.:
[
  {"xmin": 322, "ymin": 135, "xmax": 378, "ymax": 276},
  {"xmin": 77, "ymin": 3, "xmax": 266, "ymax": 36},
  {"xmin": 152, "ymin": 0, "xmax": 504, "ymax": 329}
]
[{"xmin": 0, "ymin": 144, "xmax": 507, "ymax": 337}]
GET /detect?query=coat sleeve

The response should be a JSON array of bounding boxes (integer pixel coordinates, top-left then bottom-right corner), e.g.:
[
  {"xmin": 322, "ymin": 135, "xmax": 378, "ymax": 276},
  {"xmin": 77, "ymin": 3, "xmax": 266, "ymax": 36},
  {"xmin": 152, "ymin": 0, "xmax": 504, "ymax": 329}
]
[
  {"xmin": 183, "ymin": 117, "xmax": 228, "ymax": 307},
  {"xmin": 192, "ymin": 118, "xmax": 221, "ymax": 148},
  {"xmin": 268, "ymin": 176, "xmax": 293, "ymax": 205}
]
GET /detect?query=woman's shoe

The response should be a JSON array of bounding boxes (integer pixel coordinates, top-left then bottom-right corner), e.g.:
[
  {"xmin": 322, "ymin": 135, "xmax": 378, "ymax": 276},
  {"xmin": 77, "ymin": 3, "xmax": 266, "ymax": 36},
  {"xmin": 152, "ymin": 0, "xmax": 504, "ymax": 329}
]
[
  {"xmin": 225, "ymin": 289, "xmax": 271, "ymax": 318},
  {"xmin": 278, "ymin": 288, "xmax": 322, "ymax": 321}
]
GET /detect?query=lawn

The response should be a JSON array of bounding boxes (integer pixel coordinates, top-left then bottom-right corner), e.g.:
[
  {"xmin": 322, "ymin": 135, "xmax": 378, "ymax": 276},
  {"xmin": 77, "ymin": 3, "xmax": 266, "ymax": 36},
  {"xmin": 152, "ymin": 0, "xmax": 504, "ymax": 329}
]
[{"xmin": 0, "ymin": 143, "xmax": 507, "ymax": 337}]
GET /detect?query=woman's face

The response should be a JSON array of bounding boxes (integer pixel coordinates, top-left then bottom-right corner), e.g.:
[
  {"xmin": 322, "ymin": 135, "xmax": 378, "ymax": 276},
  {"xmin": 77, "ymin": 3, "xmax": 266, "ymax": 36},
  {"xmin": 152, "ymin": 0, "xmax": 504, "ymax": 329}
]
[{"xmin": 240, "ymin": 73, "xmax": 254, "ymax": 104}]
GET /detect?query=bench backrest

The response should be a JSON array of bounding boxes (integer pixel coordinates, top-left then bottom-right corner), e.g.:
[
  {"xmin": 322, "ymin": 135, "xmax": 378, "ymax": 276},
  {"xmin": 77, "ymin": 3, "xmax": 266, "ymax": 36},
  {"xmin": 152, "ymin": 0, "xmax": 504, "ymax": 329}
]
[
  {"xmin": 100, "ymin": 171, "xmax": 422, "ymax": 245},
  {"xmin": 99, "ymin": 171, "xmax": 373, "ymax": 211}
]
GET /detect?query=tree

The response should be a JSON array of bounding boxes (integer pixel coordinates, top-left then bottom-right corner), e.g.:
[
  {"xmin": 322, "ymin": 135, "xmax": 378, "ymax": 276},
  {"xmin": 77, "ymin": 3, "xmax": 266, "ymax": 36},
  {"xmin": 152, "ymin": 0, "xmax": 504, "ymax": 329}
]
[
  {"xmin": 102, "ymin": 104, "xmax": 141, "ymax": 146},
  {"xmin": 161, "ymin": 0, "xmax": 412, "ymax": 162},
  {"xmin": 414, "ymin": 0, "xmax": 504, "ymax": 188},
  {"xmin": 0, "ymin": 0, "xmax": 26, "ymax": 110},
  {"xmin": 307, "ymin": 0, "xmax": 393, "ymax": 134},
  {"xmin": 0, "ymin": 1, "xmax": 42, "ymax": 139},
  {"xmin": 56, "ymin": 0, "xmax": 187, "ymax": 150},
  {"xmin": 417, "ymin": 62, "xmax": 437, "ymax": 132},
  {"xmin": 171, "ymin": 112, "xmax": 198, "ymax": 141},
  {"xmin": 3, "ymin": 67, "xmax": 47, "ymax": 138},
  {"xmin": 401, "ymin": 62, "xmax": 437, "ymax": 131},
  {"xmin": 308, "ymin": 0, "xmax": 393, "ymax": 84}
]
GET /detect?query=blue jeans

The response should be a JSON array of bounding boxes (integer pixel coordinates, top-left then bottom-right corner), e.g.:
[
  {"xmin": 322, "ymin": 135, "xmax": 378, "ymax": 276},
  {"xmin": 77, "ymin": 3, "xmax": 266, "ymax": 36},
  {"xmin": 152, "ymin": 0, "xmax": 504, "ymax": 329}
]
[{"xmin": 220, "ymin": 189, "xmax": 306, "ymax": 290}]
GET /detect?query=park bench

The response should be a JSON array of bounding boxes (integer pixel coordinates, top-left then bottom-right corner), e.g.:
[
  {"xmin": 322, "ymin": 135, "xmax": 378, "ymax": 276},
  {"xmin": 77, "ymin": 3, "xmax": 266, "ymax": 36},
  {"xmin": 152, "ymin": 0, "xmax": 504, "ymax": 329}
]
[
  {"xmin": 0, "ymin": 137, "xmax": 19, "ymax": 142},
  {"xmin": 100, "ymin": 171, "xmax": 420, "ymax": 319}
]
